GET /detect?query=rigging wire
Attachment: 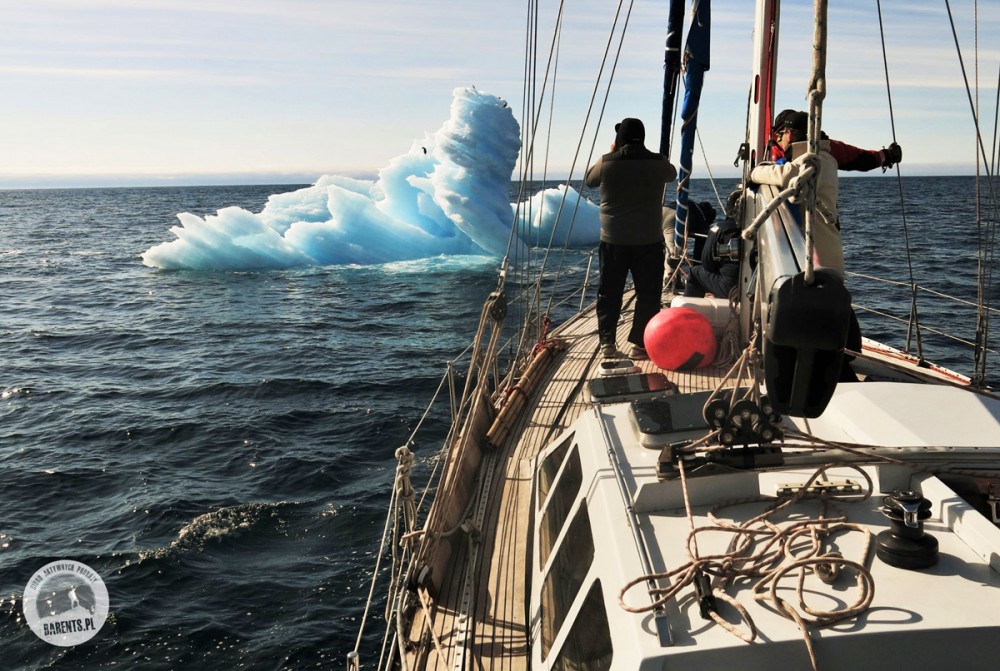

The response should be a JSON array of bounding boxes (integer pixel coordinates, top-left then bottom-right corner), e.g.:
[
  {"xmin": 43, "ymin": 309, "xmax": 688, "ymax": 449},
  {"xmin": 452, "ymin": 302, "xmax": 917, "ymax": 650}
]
[
  {"xmin": 505, "ymin": 0, "xmax": 567, "ymax": 267},
  {"xmin": 541, "ymin": 0, "xmax": 637, "ymax": 319},
  {"xmin": 875, "ymin": 0, "xmax": 923, "ymax": 363},
  {"xmin": 943, "ymin": 0, "xmax": 1000, "ymax": 384},
  {"xmin": 513, "ymin": 0, "xmax": 633, "ymax": 340},
  {"xmin": 520, "ymin": 0, "xmax": 540, "ymax": 353},
  {"xmin": 971, "ymin": 0, "xmax": 995, "ymax": 386},
  {"xmin": 990, "ymin": 56, "xmax": 1000, "ymax": 382},
  {"xmin": 695, "ymin": 128, "xmax": 726, "ymax": 214},
  {"xmin": 504, "ymin": 0, "xmax": 569, "ymax": 365}
]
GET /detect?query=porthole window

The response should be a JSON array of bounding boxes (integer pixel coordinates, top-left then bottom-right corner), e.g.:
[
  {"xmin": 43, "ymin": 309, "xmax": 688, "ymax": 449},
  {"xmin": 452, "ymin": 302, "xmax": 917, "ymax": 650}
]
[
  {"xmin": 538, "ymin": 447, "xmax": 583, "ymax": 568},
  {"xmin": 551, "ymin": 580, "xmax": 613, "ymax": 671},
  {"xmin": 541, "ymin": 502, "xmax": 594, "ymax": 660},
  {"xmin": 537, "ymin": 433, "xmax": 574, "ymax": 509}
]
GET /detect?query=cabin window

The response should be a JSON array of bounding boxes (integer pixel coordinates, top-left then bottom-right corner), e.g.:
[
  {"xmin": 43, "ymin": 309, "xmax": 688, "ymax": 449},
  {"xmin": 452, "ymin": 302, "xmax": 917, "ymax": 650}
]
[
  {"xmin": 541, "ymin": 502, "xmax": 594, "ymax": 660},
  {"xmin": 537, "ymin": 433, "xmax": 574, "ymax": 509},
  {"xmin": 538, "ymin": 446, "xmax": 583, "ymax": 568},
  {"xmin": 551, "ymin": 580, "xmax": 613, "ymax": 671}
]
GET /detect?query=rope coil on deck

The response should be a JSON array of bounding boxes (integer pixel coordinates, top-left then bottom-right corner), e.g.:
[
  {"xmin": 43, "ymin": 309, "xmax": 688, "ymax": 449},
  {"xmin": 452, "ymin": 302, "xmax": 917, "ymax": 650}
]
[{"xmin": 618, "ymin": 461, "xmax": 876, "ymax": 671}]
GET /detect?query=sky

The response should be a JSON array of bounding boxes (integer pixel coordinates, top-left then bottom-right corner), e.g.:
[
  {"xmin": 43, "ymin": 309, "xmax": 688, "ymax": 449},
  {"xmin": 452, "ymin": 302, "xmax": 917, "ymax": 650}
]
[{"xmin": 2, "ymin": 0, "xmax": 998, "ymax": 189}]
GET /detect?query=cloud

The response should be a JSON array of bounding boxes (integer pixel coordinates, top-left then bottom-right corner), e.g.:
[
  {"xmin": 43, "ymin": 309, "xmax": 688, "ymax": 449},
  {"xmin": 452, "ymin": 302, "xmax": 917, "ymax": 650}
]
[{"xmin": 0, "ymin": 64, "xmax": 271, "ymax": 86}]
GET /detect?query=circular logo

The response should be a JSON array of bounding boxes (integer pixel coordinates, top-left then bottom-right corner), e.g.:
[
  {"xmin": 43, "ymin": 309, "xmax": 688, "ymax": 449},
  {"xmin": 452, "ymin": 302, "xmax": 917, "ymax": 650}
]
[{"xmin": 23, "ymin": 560, "xmax": 109, "ymax": 646}]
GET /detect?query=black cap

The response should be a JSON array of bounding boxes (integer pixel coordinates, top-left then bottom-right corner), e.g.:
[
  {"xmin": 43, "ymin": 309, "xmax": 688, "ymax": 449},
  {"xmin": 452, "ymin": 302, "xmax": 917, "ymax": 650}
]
[
  {"xmin": 614, "ymin": 118, "xmax": 645, "ymax": 146},
  {"xmin": 690, "ymin": 201, "xmax": 717, "ymax": 227},
  {"xmin": 774, "ymin": 109, "xmax": 807, "ymax": 132}
]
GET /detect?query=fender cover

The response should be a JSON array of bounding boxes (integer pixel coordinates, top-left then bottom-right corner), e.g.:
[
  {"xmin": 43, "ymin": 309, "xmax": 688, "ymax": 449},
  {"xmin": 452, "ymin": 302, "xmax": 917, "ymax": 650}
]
[{"xmin": 762, "ymin": 269, "xmax": 852, "ymax": 417}]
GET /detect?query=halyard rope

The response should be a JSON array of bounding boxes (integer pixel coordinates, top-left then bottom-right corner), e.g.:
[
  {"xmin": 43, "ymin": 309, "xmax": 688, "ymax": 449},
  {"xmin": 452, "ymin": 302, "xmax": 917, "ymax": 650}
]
[{"xmin": 619, "ymin": 407, "xmax": 1000, "ymax": 668}]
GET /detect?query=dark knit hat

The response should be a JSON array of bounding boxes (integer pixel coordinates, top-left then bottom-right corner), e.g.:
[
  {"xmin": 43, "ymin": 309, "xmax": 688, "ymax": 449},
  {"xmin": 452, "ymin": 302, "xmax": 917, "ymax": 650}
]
[
  {"xmin": 774, "ymin": 109, "xmax": 808, "ymax": 132},
  {"xmin": 614, "ymin": 118, "xmax": 645, "ymax": 146},
  {"xmin": 690, "ymin": 201, "xmax": 717, "ymax": 228}
]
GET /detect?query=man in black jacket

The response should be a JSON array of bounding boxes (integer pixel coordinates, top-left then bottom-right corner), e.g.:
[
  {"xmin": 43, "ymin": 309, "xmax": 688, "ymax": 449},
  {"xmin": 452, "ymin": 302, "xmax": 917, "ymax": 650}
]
[
  {"xmin": 684, "ymin": 217, "xmax": 740, "ymax": 300},
  {"xmin": 585, "ymin": 118, "xmax": 677, "ymax": 358}
]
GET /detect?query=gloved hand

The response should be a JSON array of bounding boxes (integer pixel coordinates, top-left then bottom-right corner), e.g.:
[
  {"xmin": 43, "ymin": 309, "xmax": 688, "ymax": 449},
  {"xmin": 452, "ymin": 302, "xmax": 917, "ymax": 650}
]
[{"xmin": 883, "ymin": 142, "xmax": 902, "ymax": 169}]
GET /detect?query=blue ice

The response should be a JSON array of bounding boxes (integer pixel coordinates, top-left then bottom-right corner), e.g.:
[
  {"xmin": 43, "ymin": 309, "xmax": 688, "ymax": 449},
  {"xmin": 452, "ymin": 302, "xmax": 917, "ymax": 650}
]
[{"xmin": 141, "ymin": 87, "xmax": 601, "ymax": 271}]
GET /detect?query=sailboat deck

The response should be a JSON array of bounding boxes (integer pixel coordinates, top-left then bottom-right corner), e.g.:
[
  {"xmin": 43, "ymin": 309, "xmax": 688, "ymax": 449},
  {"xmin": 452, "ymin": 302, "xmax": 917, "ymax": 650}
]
[{"xmin": 417, "ymin": 293, "xmax": 735, "ymax": 671}]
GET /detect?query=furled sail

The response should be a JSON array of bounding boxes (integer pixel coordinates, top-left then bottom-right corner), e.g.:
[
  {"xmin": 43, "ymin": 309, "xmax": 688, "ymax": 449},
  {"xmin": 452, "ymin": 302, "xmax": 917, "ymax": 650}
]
[{"xmin": 672, "ymin": 1, "xmax": 711, "ymax": 259}]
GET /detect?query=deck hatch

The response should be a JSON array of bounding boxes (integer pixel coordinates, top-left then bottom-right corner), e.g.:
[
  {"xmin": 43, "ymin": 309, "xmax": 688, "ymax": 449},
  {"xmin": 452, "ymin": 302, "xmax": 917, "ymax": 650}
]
[
  {"xmin": 587, "ymin": 373, "xmax": 675, "ymax": 403},
  {"xmin": 628, "ymin": 391, "xmax": 714, "ymax": 448}
]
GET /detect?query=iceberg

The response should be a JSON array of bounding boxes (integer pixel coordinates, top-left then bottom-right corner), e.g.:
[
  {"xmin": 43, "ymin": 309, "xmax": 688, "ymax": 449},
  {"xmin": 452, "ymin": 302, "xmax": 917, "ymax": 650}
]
[{"xmin": 141, "ymin": 86, "xmax": 599, "ymax": 271}]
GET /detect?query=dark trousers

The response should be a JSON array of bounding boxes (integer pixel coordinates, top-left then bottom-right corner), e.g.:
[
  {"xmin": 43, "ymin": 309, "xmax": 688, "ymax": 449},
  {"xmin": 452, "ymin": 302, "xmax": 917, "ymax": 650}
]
[
  {"xmin": 597, "ymin": 241, "xmax": 665, "ymax": 348},
  {"xmin": 684, "ymin": 266, "xmax": 737, "ymax": 299}
]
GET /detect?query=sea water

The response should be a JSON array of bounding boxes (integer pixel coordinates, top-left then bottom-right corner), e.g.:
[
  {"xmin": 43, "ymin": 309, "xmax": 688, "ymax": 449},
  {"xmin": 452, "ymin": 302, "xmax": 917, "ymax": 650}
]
[{"xmin": 0, "ymin": 176, "xmax": 994, "ymax": 669}]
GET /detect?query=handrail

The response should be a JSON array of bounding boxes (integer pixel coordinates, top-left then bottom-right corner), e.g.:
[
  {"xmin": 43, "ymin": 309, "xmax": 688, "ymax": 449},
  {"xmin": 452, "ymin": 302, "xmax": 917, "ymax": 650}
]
[
  {"xmin": 592, "ymin": 402, "xmax": 674, "ymax": 647},
  {"xmin": 847, "ymin": 270, "xmax": 1000, "ymax": 316}
]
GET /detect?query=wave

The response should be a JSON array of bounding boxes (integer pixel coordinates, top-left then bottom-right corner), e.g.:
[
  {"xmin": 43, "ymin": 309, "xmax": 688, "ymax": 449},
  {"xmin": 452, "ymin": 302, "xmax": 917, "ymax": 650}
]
[{"xmin": 137, "ymin": 501, "xmax": 294, "ymax": 561}]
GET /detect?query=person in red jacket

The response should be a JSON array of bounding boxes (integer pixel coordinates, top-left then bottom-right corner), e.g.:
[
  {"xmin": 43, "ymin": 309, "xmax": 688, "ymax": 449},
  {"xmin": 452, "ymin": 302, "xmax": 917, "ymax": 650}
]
[{"xmin": 769, "ymin": 109, "xmax": 902, "ymax": 172}]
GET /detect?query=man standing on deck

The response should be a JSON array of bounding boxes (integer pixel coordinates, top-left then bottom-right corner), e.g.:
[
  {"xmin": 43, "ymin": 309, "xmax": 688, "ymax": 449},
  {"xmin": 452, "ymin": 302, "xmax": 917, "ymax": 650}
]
[{"xmin": 586, "ymin": 118, "xmax": 677, "ymax": 359}]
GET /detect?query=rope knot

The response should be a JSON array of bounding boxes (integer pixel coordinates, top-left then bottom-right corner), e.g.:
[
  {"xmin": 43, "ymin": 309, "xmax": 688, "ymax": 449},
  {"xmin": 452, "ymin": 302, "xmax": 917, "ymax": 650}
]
[
  {"xmin": 788, "ymin": 153, "xmax": 820, "ymax": 205},
  {"xmin": 394, "ymin": 445, "xmax": 416, "ymax": 505}
]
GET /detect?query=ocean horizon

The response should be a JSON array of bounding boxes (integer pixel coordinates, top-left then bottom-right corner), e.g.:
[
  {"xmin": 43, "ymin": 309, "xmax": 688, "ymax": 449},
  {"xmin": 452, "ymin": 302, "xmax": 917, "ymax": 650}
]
[{"xmin": 0, "ymin": 165, "xmax": 986, "ymax": 191}]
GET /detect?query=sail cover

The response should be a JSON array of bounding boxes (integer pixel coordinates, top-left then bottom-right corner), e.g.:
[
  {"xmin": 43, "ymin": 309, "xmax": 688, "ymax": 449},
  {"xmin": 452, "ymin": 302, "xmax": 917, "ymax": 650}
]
[{"xmin": 673, "ymin": 0, "xmax": 711, "ymax": 257}]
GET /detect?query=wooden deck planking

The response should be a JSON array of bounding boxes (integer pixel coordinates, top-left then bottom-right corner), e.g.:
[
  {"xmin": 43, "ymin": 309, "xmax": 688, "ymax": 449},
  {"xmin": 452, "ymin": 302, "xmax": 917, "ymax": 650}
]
[{"xmin": 417, "ymin": 293, "xmax": 735, "ymax": 671}]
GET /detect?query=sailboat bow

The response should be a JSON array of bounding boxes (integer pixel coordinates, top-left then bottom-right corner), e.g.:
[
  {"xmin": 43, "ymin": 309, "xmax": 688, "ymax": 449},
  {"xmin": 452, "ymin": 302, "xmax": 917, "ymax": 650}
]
[{"xmin": 350, "ymin": 2, "xmax": 1000, "ymax": 671}]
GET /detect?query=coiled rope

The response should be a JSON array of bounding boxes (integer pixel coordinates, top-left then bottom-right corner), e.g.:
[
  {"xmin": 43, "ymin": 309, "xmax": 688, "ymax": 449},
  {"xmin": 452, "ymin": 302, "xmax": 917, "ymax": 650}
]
[{"xmin": 618, "ymin": 461, "xmax": 876, "ymax": 671}]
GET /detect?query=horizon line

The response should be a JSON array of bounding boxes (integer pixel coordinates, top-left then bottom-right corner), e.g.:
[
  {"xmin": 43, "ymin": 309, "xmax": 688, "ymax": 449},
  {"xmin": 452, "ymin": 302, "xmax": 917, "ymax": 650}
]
[{"xmin": 0, "ymin": 166, "xmax": 985, "ymax": 191}]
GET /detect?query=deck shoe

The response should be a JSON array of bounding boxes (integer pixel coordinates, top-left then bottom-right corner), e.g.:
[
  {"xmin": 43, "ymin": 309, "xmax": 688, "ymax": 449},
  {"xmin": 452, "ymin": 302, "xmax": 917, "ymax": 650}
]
[
  {"xmin": 601, "ymin": 344, "xmax": 620, "ymax": 358},
  {"xmin": 628, "ymin": 345, "xmax": 648, "ymax": 359}
]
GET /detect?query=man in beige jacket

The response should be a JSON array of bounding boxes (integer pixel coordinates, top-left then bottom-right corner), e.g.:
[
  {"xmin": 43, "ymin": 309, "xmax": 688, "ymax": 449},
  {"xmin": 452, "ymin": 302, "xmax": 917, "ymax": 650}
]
[{"xmin": 750, "ymin": 111, "xmax": 843, "ymax": 275}]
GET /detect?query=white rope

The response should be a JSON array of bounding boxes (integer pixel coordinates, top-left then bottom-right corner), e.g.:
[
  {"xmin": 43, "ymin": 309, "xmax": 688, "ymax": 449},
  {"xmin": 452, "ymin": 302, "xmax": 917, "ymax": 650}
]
[
  {"xmin": 353, "ymin": 478, "xmax": 399, "ymax": 658},
  {"xmin": 741, "ymin": 165, "xmax": 816, "ymax": 241},
  {"xmin": 393, "ymin": 446, "xmax": 418, "ymax": 548},
  {"xmin": 384, "ymin": 446, "xmax": 418, "ymax": 626}
]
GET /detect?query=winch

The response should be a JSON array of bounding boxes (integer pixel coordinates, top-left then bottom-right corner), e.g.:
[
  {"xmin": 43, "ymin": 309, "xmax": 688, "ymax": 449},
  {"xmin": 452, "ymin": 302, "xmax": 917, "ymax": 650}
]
[{"xmin": 875, "ymin": 490, "xmax": 939, "ymax": 570}]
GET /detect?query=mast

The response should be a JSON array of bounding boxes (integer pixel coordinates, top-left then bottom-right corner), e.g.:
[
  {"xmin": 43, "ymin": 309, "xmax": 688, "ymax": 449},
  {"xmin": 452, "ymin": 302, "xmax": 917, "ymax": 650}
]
[
  {"xmin": 748, "ymin": 0, "xmax": 779, "ymax": 167},
  {"xmin": 659, "ymin": 0, "xmax": 686, "ymax": 158},
  {"xmin": 739, "ymin": 0, "xmax": 779, "ymax": 344}
]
